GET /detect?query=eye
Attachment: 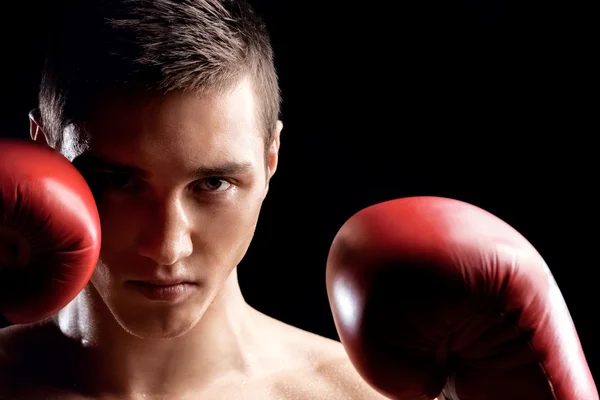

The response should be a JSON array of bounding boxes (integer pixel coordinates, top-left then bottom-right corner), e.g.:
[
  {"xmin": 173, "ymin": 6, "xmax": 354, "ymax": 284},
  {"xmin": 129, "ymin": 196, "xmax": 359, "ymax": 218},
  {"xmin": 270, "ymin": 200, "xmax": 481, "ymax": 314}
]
[
  {"xmin": 195, "ymin": 178, "xmax": 232, "ymax": 193},
  {"xmin": 88, "ymin": 171, "xmax": 142, "ymax": 192},
  {"xmin": 104, "ymin": 172, "xmax": 136, "ymax": 188}
]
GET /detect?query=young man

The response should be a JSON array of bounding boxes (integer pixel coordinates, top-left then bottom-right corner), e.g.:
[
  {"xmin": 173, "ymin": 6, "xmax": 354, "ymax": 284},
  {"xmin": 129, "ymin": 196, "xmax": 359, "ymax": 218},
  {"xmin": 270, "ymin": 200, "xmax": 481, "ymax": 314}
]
[{"xmin": 0, "ymin": 0, "xmax": 390, "ymax": 398}]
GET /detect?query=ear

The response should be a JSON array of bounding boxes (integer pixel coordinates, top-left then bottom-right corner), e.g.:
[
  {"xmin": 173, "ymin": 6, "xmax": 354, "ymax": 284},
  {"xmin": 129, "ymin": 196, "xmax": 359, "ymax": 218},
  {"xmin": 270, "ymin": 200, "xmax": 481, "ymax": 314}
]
[
  {"xmin": 264, "ymin": 120, "xmax": 283, "ymax": 197},
  {"xmin": 29, "ymin": 109, "xmax": 50, "ymax": 147}
]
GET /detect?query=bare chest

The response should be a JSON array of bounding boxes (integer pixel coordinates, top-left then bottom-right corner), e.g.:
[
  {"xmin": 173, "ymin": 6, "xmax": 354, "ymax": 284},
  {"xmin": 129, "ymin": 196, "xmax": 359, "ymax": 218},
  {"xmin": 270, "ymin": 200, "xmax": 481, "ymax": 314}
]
[
  {"xmin": 2, "ymin": 371, "xmax": 381, "ymax": 400},
  {"xmin": 2, "ymin": 386, "xmax": 356, "ymax": 400}
]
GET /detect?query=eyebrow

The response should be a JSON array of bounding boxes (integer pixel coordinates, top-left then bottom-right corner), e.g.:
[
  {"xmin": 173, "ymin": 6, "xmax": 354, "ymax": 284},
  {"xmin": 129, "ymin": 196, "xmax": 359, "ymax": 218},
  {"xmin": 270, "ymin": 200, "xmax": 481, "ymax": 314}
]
[
  {"xmin": 73, "ymin": 155, "xmax": 254, "ymax": 178},
  {"xmin": 193, "ymin": 162, "xmax": 254, "ymax": 177}
]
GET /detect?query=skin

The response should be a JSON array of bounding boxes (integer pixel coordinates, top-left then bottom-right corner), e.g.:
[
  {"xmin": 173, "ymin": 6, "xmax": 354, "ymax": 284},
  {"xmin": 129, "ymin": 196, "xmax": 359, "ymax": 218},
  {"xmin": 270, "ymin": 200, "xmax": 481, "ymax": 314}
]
[{"xmin": 0, "ymin": 78, "xmax": 393, "ymax": 399}]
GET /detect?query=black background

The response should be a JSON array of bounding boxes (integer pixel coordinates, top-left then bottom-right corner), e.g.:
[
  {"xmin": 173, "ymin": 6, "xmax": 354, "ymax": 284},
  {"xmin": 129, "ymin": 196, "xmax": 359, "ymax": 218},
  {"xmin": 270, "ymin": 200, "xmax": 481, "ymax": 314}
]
[{"xmin": 1, "ymin": 0, "xmax": 597, "ymax": 383}]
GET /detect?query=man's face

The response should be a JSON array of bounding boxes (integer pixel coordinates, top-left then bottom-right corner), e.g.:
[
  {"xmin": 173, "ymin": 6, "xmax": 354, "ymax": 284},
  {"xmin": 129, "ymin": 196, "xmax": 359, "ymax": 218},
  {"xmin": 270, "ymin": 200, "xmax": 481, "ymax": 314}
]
[{"xmin": 61, "ymin": 79, "xmax": 280, "ymax": 339}]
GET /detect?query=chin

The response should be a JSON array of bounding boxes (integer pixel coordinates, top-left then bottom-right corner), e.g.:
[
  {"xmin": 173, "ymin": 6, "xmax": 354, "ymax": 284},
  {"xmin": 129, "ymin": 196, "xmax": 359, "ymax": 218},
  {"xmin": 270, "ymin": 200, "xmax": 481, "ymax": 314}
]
[
  {"xmin": 91, "ymin": 274, "xmax": 215, "ymax": 339},
  {"xmin": 113, "ymin": 302, "xmax": 206, "ymax": 339},
  {"xmin": 98, "ymin": 282, "xmax": 212, "ymax": 339}
]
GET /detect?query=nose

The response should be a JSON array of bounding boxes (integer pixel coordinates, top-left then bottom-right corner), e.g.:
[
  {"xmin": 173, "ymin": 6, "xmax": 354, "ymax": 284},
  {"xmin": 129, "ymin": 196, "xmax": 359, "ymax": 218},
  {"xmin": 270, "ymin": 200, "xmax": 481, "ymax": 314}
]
[{"xmin": 136, "ymin": 196, "xmax": 193, "ymax": 266}]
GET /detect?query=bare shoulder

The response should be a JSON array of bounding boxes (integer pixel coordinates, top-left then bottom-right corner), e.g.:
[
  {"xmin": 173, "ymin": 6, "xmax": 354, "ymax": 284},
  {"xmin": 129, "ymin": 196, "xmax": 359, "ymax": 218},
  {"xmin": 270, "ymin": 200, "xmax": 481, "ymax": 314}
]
[
  {"xmin": 303, "ymin": 339, "xmax": 390, "ymax": 399},
  {"xmin": 272, "ymin": 326, "xmax": 445, "ymax": 400},
  {"xmin": 0, "ymin": 321, "xmax": 69, "ymax": 399},
  {"xmin": 0, "ymin": 321, "xmax": 50, "ymax": 360},
  {"xmin": 262, "ymin": 314, "xmax": 389, "ymax": 399},
  {"xmin": 0, "ymin": 324, "xmax": 28, "ymax": 374},
  {"xmin": 0, "ymin": 323, "xmax": 32, "ymax": 395}
]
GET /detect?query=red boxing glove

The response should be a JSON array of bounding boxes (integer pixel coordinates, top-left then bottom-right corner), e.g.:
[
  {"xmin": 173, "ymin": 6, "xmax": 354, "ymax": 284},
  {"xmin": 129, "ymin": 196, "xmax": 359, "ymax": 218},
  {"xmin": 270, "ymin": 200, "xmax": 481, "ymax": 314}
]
[
  {"xmin": 326, "ymin": 196, "xmax": 597, "ymax": 400},
  {"xmin": 0, "ymin": 139, "xmax": 101, "ymax": 325}
]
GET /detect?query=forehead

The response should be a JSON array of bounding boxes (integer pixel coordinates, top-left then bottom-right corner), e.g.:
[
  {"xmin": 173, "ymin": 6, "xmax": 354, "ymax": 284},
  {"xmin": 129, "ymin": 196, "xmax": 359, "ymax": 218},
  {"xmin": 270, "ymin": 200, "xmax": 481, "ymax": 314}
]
[{"xmin": 74, "ymin": 79, "xmax": 264, "ymax": 171}]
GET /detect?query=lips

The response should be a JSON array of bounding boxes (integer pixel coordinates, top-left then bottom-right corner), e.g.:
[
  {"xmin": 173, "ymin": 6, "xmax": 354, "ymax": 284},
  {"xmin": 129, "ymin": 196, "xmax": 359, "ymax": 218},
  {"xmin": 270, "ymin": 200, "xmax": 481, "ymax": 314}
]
[
  {"xmin": 126, "ymin": 279, "xmax": 197, "ymax": 302},
  {"xmin": 136, "ymin": 279, "xmax": 190, "ymax": 286}
]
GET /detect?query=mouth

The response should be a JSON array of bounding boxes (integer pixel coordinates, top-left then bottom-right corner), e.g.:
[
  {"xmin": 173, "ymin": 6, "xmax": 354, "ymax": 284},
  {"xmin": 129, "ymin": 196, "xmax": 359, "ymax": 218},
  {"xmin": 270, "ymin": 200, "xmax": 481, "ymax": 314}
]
[
  {"xmin": 135, "ymin": 279, "xmax": 192, "ymax": 286},
  {"xmin": 126, "ymin": 280, "xmax": 198, "ymax": 302}
]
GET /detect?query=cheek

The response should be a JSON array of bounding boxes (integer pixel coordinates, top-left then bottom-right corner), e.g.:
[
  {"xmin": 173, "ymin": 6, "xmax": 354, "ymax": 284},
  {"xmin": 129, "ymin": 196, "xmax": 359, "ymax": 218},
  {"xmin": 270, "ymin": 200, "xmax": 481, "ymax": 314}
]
[
  {"xmin": 97, "ymin": 195, "xmax": 147, "ymax": 252},
  {"xmin": 200, "ymin": 192, "xmax": 264, "ymax": 249},
  {"xmin": 90, "ymin": 259, "xmax": 113, "ymax": 291}
]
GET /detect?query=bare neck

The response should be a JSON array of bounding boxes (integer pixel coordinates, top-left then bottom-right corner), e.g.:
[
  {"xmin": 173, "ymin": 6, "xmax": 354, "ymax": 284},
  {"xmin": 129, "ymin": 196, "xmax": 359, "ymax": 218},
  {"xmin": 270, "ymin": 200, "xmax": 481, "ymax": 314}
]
[{"xmin": 53, "ymin": 269, "xmax": 283, "ymax": 397}]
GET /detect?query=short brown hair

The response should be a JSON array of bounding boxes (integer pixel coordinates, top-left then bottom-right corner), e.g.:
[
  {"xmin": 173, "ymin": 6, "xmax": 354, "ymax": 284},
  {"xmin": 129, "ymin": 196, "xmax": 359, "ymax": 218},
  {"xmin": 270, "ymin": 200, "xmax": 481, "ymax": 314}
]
[{"xmin": 39, "ymin": 0, "xmax": 280, "ymax": 151}]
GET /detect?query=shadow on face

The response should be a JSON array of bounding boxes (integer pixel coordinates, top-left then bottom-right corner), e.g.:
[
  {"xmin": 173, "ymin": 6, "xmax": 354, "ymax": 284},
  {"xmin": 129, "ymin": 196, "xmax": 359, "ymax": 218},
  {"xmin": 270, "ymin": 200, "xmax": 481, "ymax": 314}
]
[{"xmin": 49, "ymin": 78, "xmax": 281, "ymax": 339}]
